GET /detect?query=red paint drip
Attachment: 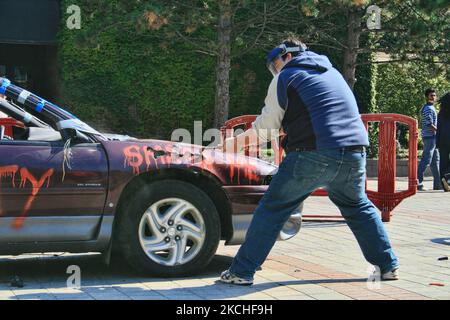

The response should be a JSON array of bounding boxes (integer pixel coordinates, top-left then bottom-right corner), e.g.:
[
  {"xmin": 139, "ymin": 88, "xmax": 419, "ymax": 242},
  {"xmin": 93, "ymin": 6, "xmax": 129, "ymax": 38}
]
[
  {"xmin": 123, "ymin": 145, "xmax": 143, "ymax": 175},
  {"xmin": 229, "ymin": 163, "xmax": 235, "ymax": 181},
  {"xmin": 143, "ymin": 146, "xmax": 156, "ymax": 172},
  {"xmin": 13, "ymin": 168, "xmax": 54, "ymax": 229},
  {"xmin": 226, "ymin": 154, "xmax": 260, "ymax": 185},
  {"xmin": 0, "ymin": 165, "xmax": 19, "ymax": 188}
]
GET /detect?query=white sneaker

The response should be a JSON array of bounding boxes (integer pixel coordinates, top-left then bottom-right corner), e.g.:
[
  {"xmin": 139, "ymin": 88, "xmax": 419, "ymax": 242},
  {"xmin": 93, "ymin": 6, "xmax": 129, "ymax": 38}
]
[
  {"xmin": 382, "ymin": 268, "xmax": 399, "ymax": 281},
  {"xmin": 219, "ymin": 270, "xmax": 253, "ymax": 286}
]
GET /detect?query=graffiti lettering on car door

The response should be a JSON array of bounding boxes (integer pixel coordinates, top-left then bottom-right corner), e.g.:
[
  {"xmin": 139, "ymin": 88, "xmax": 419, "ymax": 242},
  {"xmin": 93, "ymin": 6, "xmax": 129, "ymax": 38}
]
[{"xmin": 0, "ymin": 165, "xmax": 54, "ymax": 229}]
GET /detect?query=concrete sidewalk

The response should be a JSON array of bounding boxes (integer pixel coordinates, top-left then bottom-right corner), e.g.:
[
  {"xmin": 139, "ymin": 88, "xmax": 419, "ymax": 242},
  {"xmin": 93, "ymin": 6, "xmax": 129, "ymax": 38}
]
[{"xmin": 0, "ymin": 178, "xmax": 448, "ymax": 300}]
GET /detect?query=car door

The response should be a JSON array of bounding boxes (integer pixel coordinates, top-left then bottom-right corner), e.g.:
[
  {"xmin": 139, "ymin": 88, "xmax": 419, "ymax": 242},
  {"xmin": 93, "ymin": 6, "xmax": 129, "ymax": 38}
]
[{"xmin": 0, "ymin": 138, "xmax": 108, "ymax": 243}]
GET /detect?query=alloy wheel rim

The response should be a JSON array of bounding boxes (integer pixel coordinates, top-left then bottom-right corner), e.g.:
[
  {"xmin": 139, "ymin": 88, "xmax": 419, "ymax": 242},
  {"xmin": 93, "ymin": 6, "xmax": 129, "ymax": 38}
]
[{"xmin": 138, "ymin": 198, "xmax": 206, "ymax": 266}]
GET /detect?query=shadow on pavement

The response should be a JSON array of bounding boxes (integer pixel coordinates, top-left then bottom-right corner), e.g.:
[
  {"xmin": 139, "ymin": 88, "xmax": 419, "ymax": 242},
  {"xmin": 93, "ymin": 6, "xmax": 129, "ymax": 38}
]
[
  {"xmin": 0, "ymin": 252, "xmax": 232, "ymax": 281},
  {"xmin": 0, "ymin": 253, "xmax": 367, "ymax": 300}
]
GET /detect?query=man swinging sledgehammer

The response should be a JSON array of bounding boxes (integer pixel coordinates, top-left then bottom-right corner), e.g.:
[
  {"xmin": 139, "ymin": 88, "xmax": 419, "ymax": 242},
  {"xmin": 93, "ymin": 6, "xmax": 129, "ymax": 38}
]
[{"xmin": 219, "ymin": 37, "xmax": 399, "ymax": 285}]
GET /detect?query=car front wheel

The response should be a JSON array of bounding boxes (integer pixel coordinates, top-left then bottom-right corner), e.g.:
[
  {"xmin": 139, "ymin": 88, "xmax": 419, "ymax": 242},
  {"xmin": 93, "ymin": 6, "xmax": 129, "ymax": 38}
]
[{"xmin": 116, "ymin": 180, "xmax": 221, "ymax": 276}]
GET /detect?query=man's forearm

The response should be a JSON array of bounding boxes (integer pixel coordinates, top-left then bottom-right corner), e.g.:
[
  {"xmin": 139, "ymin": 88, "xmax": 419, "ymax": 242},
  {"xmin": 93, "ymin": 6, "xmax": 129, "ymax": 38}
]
[{"xmin": 224, "ymin": 128, "xmax": 260, "ymax": 153}]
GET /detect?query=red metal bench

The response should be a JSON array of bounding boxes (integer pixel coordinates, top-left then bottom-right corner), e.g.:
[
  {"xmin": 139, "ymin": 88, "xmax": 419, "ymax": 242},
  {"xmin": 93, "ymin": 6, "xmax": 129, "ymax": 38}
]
[{"xmin": 221, "ymin": 113, "xmax": 418, "ymax": 222}]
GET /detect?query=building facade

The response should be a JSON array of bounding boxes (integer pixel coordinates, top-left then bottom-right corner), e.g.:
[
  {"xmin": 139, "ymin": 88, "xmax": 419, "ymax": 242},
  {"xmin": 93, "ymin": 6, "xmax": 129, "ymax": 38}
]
[{"xmin": 0, "ymin": 0, "xmax": 61, "ymax": 100}]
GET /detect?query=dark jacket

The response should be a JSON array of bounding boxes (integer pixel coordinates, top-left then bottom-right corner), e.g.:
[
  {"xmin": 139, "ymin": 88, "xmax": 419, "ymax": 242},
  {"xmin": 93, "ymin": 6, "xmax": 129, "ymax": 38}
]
[
  {"xmin": 436, "ymin": 112, "xmax": 450, "ymax": 149},
  {"xmin": 277, "ymin": 52, "xmax": 369, "ymax": 150}
]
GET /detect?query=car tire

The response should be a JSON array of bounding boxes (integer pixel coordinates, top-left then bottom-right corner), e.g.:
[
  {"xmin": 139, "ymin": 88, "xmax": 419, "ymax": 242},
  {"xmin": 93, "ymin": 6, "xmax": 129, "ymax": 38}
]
[{"xmin": 115, "ymin": 180, "xmax": 221, "ymax": 276}]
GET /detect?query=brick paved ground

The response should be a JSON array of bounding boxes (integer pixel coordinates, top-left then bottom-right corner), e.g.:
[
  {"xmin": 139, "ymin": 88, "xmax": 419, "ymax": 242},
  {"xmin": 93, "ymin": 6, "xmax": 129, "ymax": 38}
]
[{"xmin": 0, "ymin": 178, "xmax": 448, "ymax": 300}]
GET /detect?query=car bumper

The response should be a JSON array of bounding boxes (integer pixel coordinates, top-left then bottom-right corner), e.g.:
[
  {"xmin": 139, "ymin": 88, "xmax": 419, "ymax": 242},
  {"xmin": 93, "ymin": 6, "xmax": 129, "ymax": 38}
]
[{"xmin": 223, "ymin": 186, "xmax": 302, "ymax": 245}]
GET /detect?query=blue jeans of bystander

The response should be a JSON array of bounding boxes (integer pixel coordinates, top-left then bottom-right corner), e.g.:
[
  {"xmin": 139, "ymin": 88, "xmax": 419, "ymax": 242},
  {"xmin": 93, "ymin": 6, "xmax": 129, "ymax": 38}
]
[{"xmin": 418, "ymin": 137, "xmax": 441, "ymax": 190}]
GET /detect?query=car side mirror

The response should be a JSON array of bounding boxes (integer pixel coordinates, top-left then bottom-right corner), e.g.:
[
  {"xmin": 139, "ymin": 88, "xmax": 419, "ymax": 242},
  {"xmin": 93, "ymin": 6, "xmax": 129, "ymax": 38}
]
[{"xmin": 60, "ymin": 128, "xmax": 92, "ymax": 144}]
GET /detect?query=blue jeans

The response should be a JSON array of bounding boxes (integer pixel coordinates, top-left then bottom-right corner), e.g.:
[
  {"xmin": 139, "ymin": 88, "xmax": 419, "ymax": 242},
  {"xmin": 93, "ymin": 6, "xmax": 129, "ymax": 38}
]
[
  {"xmin": 418, "ymin": 137, "xmax": 441, "ymax": 190},
  {"xmin": 229, "ymin": 148, "xmax": 399, "ymax": 281}
]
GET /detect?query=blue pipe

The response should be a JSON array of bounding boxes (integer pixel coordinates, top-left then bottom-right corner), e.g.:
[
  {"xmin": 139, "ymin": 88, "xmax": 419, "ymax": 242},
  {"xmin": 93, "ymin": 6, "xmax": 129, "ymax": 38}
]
[{"xmin": 0, "ymin": 77, "xmax": 77, "ymax": 122}]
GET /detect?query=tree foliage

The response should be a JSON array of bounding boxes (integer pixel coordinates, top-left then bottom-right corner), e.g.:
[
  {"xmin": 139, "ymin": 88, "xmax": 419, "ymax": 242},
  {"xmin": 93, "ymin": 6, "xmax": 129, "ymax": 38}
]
[
  {"xmin": 376, "ymin": 61, "xmax": 450, "ymax": 117},
  {"xmin": 58, "ymin": 0, "xmax": 449, "ymax": 143},
  {"xmin": 58, "ymin": 0, "xmax": 272, "ymax": 138}
]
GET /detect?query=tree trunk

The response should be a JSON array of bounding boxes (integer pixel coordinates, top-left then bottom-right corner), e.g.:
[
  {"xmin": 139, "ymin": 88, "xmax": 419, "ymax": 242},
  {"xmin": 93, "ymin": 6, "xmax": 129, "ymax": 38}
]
[
  {"xmin": 343, "ymin": 9, "xmax": 362, "ymax": 89},
  {"xmin": 213, "ymin": 0, "xmax": 232, "ymax": 128}
]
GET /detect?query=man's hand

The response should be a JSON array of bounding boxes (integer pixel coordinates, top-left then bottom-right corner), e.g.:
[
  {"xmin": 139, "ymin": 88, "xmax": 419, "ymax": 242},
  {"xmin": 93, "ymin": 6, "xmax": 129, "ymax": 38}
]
[{"xmin": 221, "ymin": 128, "xmax": 261, "ymax": 154}]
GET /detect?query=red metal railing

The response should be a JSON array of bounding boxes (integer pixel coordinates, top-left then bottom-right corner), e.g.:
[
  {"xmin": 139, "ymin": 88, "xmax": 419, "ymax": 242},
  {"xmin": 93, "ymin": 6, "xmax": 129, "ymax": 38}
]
[
  {"xmin": 221, "ymin": 113, "xmax": 418, "ymax": 222},
  {"xmin": 362, "ymin": 114, "xmax": 418, "ymax": 221},
  {"xmin": 0, "ymin": 117, "xmax": 25, "ymax": 137}
]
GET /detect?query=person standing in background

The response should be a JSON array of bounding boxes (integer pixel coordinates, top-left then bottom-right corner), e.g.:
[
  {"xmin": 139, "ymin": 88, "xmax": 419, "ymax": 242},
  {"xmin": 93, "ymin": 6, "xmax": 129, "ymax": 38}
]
[
  {"xmin": 436, "ymin": 92, "xmax": 450, "ymax": 192},
  {"xmin": 417, "ymin": 88, "xmax": 441, "ymax": 191}
]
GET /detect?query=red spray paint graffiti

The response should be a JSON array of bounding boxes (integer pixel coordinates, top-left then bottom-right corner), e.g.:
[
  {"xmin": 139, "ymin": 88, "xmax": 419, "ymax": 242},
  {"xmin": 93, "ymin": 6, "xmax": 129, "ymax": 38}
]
[
  {"xmin": 0, "ymin": 165, "xmax": 54, "ymax": 228},
  {"xmin": 225, "ymin": 153, "xmax": 260, "ymax": 185},
  {"xmin": 0, "ymin": 165, "xmax": 19, "ymax": 216},
  {"xmin": 122, "ymin": 144, "xmax": 261, "ymax": 185},
  {"xmin": 0, "ymin": 165, "xmax": 19, "ymax": 188},
  {"xmin": 123, "ymin": 145, "xmax": 144, "ymax": 175},
  {"xmin": 19, "ymin": 168, "xmax": 54, "ymax": 192},
  {"xmin": 123, "ymin": 144, "xmax": 196, "ymax": 175}
]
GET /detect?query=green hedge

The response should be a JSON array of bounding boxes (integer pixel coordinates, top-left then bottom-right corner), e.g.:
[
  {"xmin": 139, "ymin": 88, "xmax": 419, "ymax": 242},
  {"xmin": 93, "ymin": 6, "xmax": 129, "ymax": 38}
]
[
  {"xmin": 59, "ymin": 0, "xmax": 272, "ymax": 139},
  {"xmin": 58, "ymin": 1, "xmax": 449, "ymax": 144}
]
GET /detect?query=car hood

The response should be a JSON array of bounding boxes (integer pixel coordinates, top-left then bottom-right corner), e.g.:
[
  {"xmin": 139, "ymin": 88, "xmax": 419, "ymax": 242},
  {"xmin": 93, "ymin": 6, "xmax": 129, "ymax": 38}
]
[
  {"xmin": 101, "ymin": 138, "xmax": 278, "ymax": 185},
  {"xmin": 142, "ymin": 138, "xmax": 278, "ymax": 177}
]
